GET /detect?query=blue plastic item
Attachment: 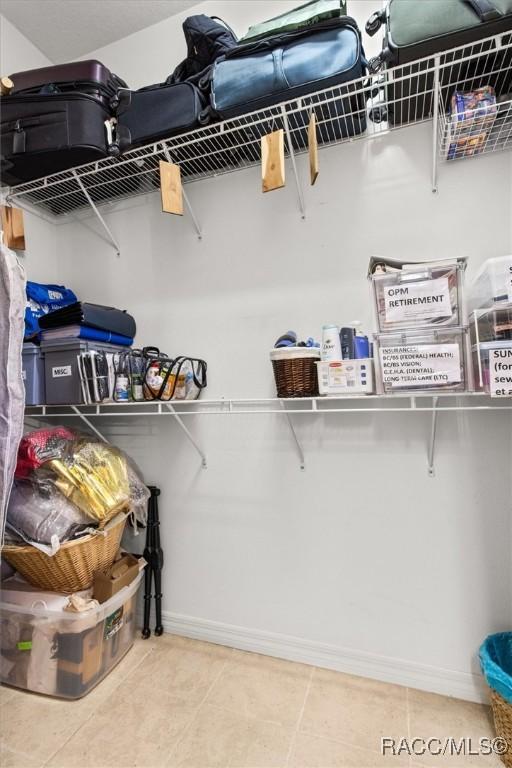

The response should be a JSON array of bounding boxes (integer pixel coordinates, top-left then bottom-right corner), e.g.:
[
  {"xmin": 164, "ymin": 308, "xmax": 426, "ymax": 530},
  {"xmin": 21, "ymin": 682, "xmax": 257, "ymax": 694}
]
[
  {"xmin": 479, "ymin": 632, "xmax": 512, "ymax": 704},
  {"xmin": 25, "ymin": 282, "xmax": 77, "ymax": 340}
]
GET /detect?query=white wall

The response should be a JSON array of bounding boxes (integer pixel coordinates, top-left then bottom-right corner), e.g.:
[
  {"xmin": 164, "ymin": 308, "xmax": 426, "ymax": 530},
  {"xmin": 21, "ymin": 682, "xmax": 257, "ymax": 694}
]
[
  {"xmin": 15, "ymin": 1, "xmax": 512, "ymax": 701},
  {"xmin": 0, "ymin": 14, "xmax": 58, "ymax": 281}
]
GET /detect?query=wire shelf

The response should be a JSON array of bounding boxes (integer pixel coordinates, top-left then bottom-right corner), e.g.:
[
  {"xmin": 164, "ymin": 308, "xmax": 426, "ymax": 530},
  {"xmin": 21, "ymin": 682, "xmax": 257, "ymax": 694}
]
[
  {"xmin": 24, "ymin": 392, "xmax": 512, "ymax": 417},
  {"xmin": 6, "ymin": 32, "xmax": 512, "ymax": 221}
]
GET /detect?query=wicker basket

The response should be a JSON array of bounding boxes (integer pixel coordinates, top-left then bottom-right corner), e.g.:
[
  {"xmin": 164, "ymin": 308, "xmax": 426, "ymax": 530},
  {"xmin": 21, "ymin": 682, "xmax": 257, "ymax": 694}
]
[
  {"xmin": 491, "ymin": 691, "xmax": 512, "ymax": 767},
  {"xmin": 1, "ymin": 513, "xmax": 127, "ymax": 593},
  {"xmin": 270, "ymin": 348, "xmax": 320, "ymax": 398}
]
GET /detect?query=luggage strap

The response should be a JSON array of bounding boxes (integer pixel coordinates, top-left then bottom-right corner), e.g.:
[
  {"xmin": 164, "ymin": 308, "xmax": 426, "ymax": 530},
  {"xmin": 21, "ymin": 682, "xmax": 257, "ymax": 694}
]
[{"xmin": 464, "ymin": 0, "xmax": 502, "ymax": 22}]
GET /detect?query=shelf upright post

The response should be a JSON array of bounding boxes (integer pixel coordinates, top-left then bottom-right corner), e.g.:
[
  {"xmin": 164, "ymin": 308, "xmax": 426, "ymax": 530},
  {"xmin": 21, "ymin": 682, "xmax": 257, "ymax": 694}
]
[
  {"xmin": 71, "ymin": 406, "xmax": 108, "ymax": 442},
  {"xmin": 431, "ymin": 56, "xmax": 441, "ymax": 193},
  {"xmin": 280, "ymin": 105, "xmax": 306, "ymax": 220},
  {"xmin": 427, "ymin": 396, "xmax": 439, "ymax": 477},
  {"xmin": 71, "ymin": 170, "xmax": 121, "ymax": 255},
  {"xmin": 279, "ymin": 401, "xmax": 305, "ymax": 470},
  {"xmin": 163, "ymin": 403, "xmax": 207, "ymax": 468},
  {"xmin": 162, "ymin": 146, "xmax": 202, "ymax": 240}
]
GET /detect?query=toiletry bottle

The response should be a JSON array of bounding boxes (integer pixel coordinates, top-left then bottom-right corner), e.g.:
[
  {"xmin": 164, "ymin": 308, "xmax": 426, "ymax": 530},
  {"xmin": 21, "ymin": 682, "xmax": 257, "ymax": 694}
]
[{"xmin": 321, "ymin": 324, "xmax": 342, "ymax": 361}]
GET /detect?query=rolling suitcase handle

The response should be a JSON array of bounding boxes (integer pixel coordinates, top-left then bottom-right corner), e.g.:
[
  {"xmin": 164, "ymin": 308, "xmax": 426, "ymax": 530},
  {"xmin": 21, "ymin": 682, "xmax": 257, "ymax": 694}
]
[{"xmin": 464, "ymin": 0, "xmax": 502, "ymax": 21}]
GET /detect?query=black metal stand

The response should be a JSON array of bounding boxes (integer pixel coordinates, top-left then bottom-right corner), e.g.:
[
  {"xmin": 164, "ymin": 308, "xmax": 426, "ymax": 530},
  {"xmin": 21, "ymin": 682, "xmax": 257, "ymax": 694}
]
[{"xmin": 142, "ymin": 485, "xmax": 164, "ymax": 639}]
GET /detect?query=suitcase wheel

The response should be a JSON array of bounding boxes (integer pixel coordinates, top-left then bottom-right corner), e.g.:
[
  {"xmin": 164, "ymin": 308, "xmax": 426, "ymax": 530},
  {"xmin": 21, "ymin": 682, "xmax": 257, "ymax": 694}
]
[
  {"xmin": 369, "ymin": 105, "xmax": 388, "ymax": 124},
  {"xmin": 365, "ymin": 10, "xmax": 386, "ymax": 37},
  {"xmin": 368, "ymin": 56, "xmax": 383, "ymax": 76},
  {"xmin": 198, "ymin": 107, "xmax": 212, "ymax": 127}
]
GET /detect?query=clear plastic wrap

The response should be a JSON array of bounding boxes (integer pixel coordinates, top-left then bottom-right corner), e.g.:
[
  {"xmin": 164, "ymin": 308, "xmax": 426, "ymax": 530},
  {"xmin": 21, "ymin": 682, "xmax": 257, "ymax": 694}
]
[
  {"xmin": 6, "ymin": 479, "xmax": 91, "ymax": 554},
  {"xmin": 14, "ymin": 428, "xmax": 150, "ymax": 532}
]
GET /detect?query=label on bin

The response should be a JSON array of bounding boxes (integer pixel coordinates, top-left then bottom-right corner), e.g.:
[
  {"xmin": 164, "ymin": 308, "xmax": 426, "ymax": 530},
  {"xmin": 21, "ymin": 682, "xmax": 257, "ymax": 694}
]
[
  {"xmin": 489, "ymin": 348, "xmax": 512, "ymax": 397},
  {"xmin": 52, "ymin": 365, "xmax": 72, "ymax": 378},
  {"xmin": 384, "ymin": 277, "xmax": 451, "ymax": 323},
  {"xmin": 104, "ymin": 606, "xmax": 124, "ymax": 640},
  {"xmin": 380, "ymin": 344, "xmax": 461, "ymax": 389},
  {"xmin": 17, "ymin": 641, "xmax": 32, "ymax": 651}
]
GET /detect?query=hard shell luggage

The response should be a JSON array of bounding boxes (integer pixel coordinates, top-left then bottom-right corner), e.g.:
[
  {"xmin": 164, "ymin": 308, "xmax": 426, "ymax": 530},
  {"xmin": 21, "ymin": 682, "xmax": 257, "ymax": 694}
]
[
  {"xmin": 366, "ymin": 0, "xmax": 512, "ymax": 126},
  {"xmin": 206, "ymin": 17, "xmax": 367, "ymax": 142},
  {"xmin": 113, "ymin": 81, "xmax": 205, "ymax": 154},
  {"xmin": 240, "ymin": 0, "xmax": 346, "ymax": 43},
  {"xmin": 9, "ymin": 60, "xmax": 127, "ymax": 111},
  {"xmin": 1, "ymin": 93, "xmax": 111, "ymax": 186}
]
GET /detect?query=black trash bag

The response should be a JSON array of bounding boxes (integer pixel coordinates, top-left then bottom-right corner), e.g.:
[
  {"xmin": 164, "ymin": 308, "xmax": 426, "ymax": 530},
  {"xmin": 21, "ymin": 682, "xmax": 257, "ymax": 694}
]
[{"xmin": 167, "ymin": 15, "xmax": 238, "ymax": 86}]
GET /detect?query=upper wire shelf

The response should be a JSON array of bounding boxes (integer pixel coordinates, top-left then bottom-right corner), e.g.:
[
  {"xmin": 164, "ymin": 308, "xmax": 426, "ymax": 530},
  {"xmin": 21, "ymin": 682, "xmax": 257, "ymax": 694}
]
[{"xmin": 6, "ymin": 31, "xmax": 512, "ymax": 221}]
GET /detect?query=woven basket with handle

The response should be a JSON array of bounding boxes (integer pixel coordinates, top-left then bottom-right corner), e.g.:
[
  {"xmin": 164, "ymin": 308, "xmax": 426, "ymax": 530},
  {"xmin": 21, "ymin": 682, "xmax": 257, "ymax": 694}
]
[
  {"xmin": 2, "ymin": 513, "xmax": 127, "ymax": 593},
  {"xmin": 270, "ymin": 347, "xmax": 320, "ymax": 398},
  {"xmin": 491, "ymin": 691, "xmax": 512, "ymax": 767}
]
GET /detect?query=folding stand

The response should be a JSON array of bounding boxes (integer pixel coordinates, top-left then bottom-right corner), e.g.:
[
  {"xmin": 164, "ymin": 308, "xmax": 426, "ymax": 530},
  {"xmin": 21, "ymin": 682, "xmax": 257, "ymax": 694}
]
[{"xmin": 142, "ymin": 485, "xmax": 164, "ymax": 638}]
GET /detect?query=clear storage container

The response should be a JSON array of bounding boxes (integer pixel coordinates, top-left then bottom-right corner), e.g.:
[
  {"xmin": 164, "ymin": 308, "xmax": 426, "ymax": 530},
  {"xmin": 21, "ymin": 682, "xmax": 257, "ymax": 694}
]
[
  {"xmin": 468, "ymin": 256, "xmax": 512, "ymax": 312},
  {"xmin": 0, "ymin": 571, "xmax": 142, "ymax": 699},
  {"xmin": 469, "ymin": 305, "xmax": 512, "ymax": 346},
  {"xmin": 375, "ymin": 328, "xmax": 467, "ymax": 394},
  {"xmin": 371, "ymin": 260, "xmax": 465, "ymax": 332},
  {"xmin": 316, "ymin": 359, "xmax": 374, "ymax": 395},
  {"xmin": 472, "ymin": 341, "xmax": 512, "ymax": 394},
  {"xmin": 22, "ymin": 343, "xmax": 45, "ymax": 405}
]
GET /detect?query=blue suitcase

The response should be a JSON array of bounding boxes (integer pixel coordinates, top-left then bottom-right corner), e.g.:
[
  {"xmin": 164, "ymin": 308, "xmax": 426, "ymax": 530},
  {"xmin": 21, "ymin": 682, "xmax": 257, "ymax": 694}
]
[{"xmin": 204, "ymin": 17, "xmax": 368, "ymax": 143}]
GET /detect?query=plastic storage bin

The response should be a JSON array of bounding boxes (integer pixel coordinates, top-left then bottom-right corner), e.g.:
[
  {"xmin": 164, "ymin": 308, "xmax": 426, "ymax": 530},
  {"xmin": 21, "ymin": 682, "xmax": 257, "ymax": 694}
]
[
  {"xmin": 316, "ymin": 359, "xmax": 374, "ymax": 395},
  {"xmin": 371, "ymin": 260, "xmax": 465, "ymax": 332},
  {"xmin": 469, "ymin": 305, "xmax": 512, "ymax": 346},
  {"xmin": 42, "ymin": 339, "xmax": 123, "ymax": 405},
  {"xmin": 375, "ymin": 328, "xmax": 467, "ymax": 394},
  {"xmin": 22, "ymin": 343, "xmax": 45, "ymax": 405},
  {"xmin": 468, "ymin": 255, "xmax": 512, "ymax": 312},
  {"xmin": 472, "ymin": 341, "xmax": 512, "ymax": 394},
  {"xmin": 0, "ymin": 570, "xmax": 142, "ymax": 699}
]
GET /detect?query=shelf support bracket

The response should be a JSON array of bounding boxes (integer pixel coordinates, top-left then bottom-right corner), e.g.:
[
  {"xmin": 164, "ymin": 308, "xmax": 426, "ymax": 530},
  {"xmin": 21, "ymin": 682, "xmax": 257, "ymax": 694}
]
[
  {"xmin": 431, "ymin": 56, "xmax": 441, "ymax": 193},
  {"xmin": 280, "ymin": 106, "xmax": 306, "ymax": 220},
  {"xmin": 71, "ymin": 170, "xmax": 121, "ymax": 255},
  {"xmin": 427, "ymin": 396, "xmax": 439, "ymax": 477},
  {"xmin": 280, "ymin": 401, "xmax": 305, "ymax": 470},
  {"xmin": 71, "ymin": 406, "xmax": 108, "ymax": 443},
  {"xmin": 162, "ymin": 147, "xmax": 202, "ymax": 239},
  {"xmin": 164, "ymin": 403, "xmax": 207, "ymax": 468}
]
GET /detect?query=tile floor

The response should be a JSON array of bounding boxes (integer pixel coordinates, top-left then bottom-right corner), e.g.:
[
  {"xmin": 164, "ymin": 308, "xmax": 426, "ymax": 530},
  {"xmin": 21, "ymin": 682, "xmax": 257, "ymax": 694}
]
[{"xmin": 0, "ymin": 634, "xmax": 503, "ymax": 768}]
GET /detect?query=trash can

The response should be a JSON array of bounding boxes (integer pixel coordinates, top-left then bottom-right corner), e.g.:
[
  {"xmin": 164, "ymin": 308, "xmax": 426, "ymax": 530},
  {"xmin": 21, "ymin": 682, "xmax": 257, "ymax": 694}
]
[{"xmin": 480, "ymin": 633, "xmax": 512, "ymax": 767}]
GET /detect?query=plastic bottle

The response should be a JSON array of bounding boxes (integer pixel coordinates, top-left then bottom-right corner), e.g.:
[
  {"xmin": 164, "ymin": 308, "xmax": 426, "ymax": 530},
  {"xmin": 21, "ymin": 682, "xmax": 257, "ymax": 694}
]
[{"xmin": 321, "ymin": 324, "xmax": 342, "ymax": 361}]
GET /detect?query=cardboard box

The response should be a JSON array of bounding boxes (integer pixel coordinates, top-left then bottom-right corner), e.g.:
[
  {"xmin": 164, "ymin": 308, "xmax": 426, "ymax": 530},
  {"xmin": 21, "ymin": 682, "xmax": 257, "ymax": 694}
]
[{"xmin": 93, "ymin": 553, "xmax": 141, "ymax": 604}]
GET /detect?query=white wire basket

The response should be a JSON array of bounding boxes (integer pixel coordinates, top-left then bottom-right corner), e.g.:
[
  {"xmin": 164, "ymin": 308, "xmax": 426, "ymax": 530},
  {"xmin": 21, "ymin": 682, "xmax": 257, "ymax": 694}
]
[{"xmin": 4, "ymin": 31, "xmax": 512, "ymax": 221}]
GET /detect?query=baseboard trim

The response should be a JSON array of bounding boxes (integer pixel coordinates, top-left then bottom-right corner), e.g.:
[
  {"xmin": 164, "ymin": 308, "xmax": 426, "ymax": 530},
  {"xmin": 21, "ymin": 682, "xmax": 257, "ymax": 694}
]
[{"xmin": 157, "ymin": 611, "xmax": 486, "ymax": 704}]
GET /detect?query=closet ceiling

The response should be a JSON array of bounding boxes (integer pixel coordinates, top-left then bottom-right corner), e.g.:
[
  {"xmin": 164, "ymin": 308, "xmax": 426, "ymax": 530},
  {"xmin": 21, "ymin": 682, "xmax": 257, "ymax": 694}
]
[{"xmin": 0, "ymin": 0, "xmax": 200, "ymax": 62}]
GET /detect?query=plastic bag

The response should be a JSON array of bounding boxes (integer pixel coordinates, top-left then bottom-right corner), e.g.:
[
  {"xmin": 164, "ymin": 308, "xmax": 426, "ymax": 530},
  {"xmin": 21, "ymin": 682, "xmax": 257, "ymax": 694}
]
[
  {"xmin": 480, "ymin": 633, "xmax": 512, "ymax": 704},
  {"xmin": 42, "ymin": 438, "xmax": 130, "ymax": 524},
  {"xmin": 6, "ymin": 479, "xmax": 91, "ymax": 555},
  {"xmin": 16, "ymin": 427, "xmax": 76, "ymax": 479},
  {"xmin": 25, "ymin": 281, "xmax": 77, "ymax": 340},
  {"xmin": 16, "ymin": 428, "xmax": 150, "ymax": 528}
]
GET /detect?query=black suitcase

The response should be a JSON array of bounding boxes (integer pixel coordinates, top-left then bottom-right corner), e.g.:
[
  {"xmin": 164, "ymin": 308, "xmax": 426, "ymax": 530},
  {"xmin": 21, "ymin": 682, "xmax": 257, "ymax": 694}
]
[
  {"xmin": 112, "ymin": 81, "xmax": 205, "ymax": 154},
  {"xmin": 9, "ymin": 60, "xmax": 127, "ymax": 111},
  {"xmin": 1, "ymin": 93, "xmax": 111, "ymax": 186},
  {"xmin": 366, "ymin": 0, "xmax": 512, "ymax": 126}
]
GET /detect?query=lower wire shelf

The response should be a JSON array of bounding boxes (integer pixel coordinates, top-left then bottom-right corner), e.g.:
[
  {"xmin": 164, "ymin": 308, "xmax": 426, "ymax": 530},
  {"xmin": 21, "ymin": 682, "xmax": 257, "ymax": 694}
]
[{"xmin": 25, "ymin": 393, "xmax": 511, "ymax": 476}]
